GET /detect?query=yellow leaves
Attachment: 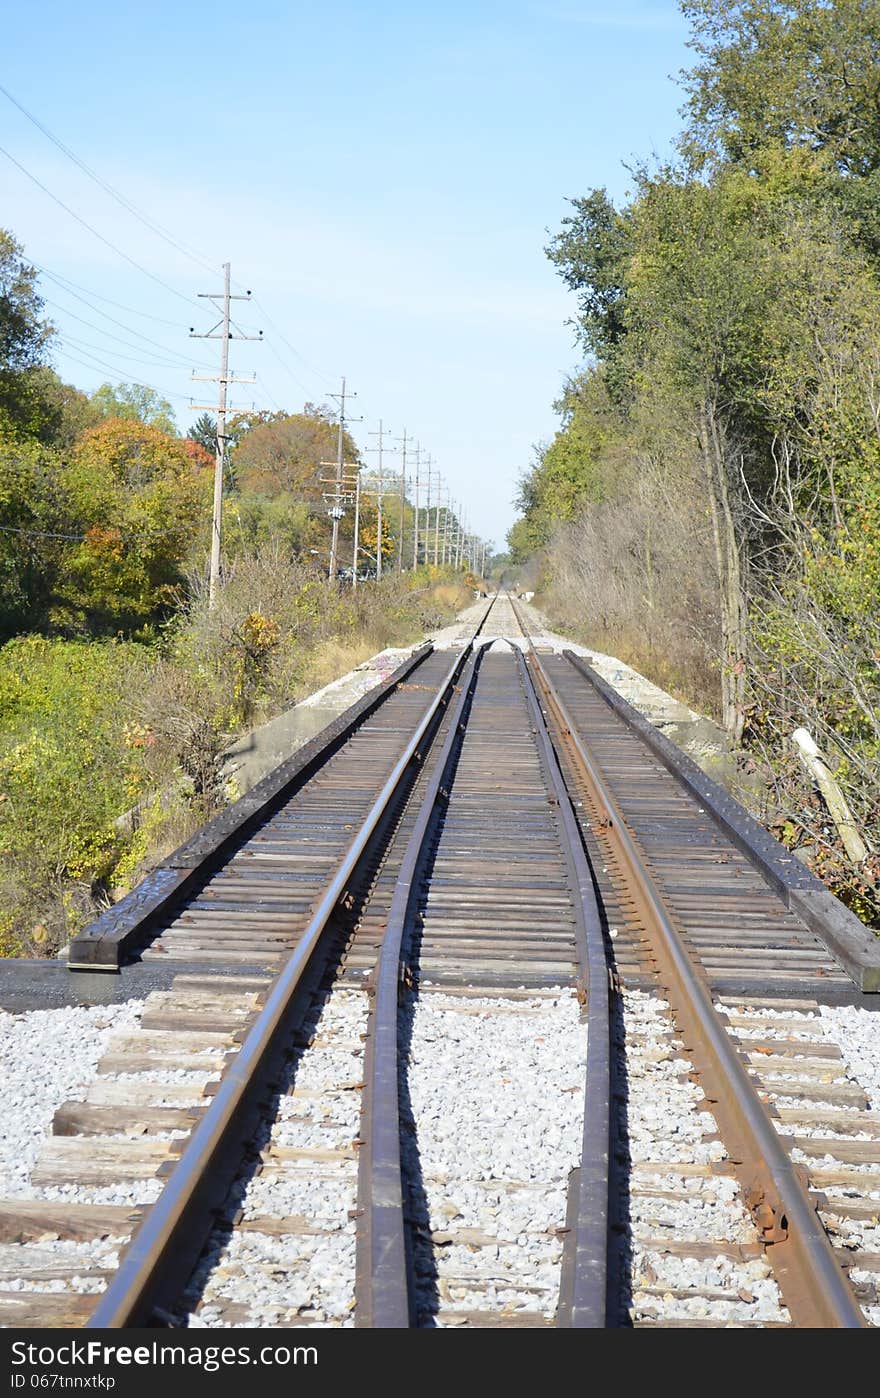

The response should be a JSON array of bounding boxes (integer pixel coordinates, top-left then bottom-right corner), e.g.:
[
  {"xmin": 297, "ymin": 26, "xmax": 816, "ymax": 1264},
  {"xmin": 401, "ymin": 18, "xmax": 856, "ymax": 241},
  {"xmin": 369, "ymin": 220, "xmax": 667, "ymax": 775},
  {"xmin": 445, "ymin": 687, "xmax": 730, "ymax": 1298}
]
[
  {"xmin": 0, "ymin": 912, "xmax": 23, "ymax": 959},
  {"xmin": 83, "ymin": 524, "xmax": 124, "ymax": 562},
  {"xmin": 121, "ymin": 722, "xmax": 155, "ymax": 751},
  {"xmin": 240, "ymin": 610, "xmax": 281, "ymax": 656},
  {"xmin": 64, "ymin": 826, "xmax": 119, "ymax": 883}
]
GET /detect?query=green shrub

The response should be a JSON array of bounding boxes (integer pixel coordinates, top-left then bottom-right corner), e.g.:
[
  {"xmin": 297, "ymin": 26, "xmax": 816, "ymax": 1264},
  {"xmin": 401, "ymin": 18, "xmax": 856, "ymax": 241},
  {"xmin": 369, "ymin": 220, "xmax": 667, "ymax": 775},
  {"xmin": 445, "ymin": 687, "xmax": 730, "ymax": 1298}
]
[{"xmin": 0, "ymin": 635, "xmax": 152, "ymax": 954}]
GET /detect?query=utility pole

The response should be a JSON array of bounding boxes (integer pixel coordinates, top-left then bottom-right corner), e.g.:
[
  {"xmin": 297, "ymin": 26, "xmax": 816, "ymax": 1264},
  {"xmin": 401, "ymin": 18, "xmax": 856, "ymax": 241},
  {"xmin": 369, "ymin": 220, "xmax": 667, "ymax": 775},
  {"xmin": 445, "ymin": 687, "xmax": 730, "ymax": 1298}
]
[
  {"xmin": 433, "ymin": 480, "xmax": 442, "ymax": 566},
  {"xmin": 411, "ymin": 442, "xmax": 422, "ymax": 570},
  {"xmin": 366, "ymin": 421, "xmax": 393, "ymax": 581},
  {"xmin": 328, "ymin": 377, "xmax": 354, "ymax": 581},
  {"xmin": 395, "ymin": 430, "xmax": 409, "ymax": 572},
  {"xmin": 352, "ymin": 464, "xmax": 362, "ymax": 590},
  {"xmin": 423, "ymin": 456, "xmax": 439, "ymax": 569},
  {"xmin": 190, "ymin": 263, "xmax": 261, "ymax": 606}
]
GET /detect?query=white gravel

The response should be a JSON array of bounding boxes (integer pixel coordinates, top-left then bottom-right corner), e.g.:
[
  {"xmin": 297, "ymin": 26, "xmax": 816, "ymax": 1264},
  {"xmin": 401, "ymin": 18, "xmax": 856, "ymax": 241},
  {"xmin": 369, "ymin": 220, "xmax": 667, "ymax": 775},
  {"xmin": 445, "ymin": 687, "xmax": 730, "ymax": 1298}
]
[
  {"xmin": 819, "ymin": 1006, "xmax": 880, "ymax": 1111},
  {"xmin": 0, "ymin": 1000, "xmax": 144, "ymax": 1198},
  {"xmin": 402, "ymin": 987, "xmax": 586, "ymax": 1324},
  {"xmin": 619, "ymin": 990, "xmax": 789, "ymax": 1326},
  {"xmin": 184, "ymin": 987, "xmax": 368, "ymax": 1328}
]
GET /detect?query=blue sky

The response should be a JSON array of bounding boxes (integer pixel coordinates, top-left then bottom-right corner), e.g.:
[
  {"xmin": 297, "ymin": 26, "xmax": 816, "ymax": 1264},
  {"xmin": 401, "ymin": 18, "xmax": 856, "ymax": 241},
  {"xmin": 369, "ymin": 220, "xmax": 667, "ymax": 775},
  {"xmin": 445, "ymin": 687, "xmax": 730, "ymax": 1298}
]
[{"xmin": 2, "ymin": 1, "xmax": 691, "ymax": 547}]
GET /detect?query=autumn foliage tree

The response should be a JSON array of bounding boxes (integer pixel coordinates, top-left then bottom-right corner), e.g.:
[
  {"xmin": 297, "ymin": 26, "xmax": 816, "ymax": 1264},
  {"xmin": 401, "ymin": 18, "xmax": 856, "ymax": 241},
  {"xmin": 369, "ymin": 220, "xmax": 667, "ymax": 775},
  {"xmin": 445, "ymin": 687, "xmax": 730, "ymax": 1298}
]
[{"xmin": 57, "ymin": 419, "xmax": 212, "ymax": 629}]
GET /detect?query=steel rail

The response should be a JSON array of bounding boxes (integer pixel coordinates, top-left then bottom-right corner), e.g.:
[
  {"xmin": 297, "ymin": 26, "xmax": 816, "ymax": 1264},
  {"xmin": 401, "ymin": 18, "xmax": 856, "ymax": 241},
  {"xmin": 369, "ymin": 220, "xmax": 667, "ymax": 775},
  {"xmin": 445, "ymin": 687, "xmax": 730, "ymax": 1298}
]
[
  {"xmin": 87, "ymin": 641, "xmax": 475, "ymax": 1328},
  {"xmin": 525, "ymin": 643, "xmax": 867, "ymax": 1329},
  {"xmin": 513, "ymin": 645, "xmax": 611, "ymax": 1327},
  {"xmin": 356, "ymin": 646, "xmax": 484, "ymax": 1327}
]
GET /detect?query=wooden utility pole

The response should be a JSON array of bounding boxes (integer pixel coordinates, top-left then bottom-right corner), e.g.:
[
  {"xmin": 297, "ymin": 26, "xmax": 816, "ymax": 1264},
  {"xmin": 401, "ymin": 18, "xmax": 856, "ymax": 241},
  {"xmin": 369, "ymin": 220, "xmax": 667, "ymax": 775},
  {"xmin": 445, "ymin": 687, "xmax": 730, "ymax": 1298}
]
[
  {"xmin": 190, "ymin": 263, "xmax": 261, "ymax": 606},
  {"xmin": 395, "ymin": 429, "xmax": 409, "ymax": 572},
  {"xmin": 366, "ymin": 420, "xmax": 392, "ymax": 580},
  {"xmin": 328, "ymin": 377, "xmax": 356, "ymax": 582},
  {"xmin": 411, "ymin": 442, "xmax": 422, "ymax": 570},
  {"xmin": 352, "ymin": 465, "xmax": 362, "ymax": 590},
  {"xmin": 423, "ymin": 456, "xmax": 439, "ymax": 568},
  {"xmin": 433, "ymin": 477, "xmax": 445, "ymax": 566}
]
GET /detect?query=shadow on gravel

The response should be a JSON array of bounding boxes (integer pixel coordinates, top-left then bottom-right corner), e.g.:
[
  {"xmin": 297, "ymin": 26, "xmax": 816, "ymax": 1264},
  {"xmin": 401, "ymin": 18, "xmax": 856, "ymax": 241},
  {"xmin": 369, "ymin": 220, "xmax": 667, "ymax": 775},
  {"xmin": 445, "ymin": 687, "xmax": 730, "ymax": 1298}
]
[
  {"xmin": 396, "ymin": 977, "xmax": 440, "ymax": 1325},
  {"xmin": 608, "ymin": 989, "xmax": 633, "ymax": 1325}
]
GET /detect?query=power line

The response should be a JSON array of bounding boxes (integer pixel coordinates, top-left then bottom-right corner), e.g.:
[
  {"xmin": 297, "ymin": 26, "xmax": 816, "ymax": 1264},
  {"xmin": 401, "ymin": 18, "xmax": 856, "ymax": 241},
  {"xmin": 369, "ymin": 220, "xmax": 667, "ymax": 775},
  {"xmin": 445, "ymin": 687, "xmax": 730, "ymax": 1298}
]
[
  {"xmin": 261, "ymin": 338, "xmax": 317, "ymax": 400},
  {"xmin": 0, "ymin": 142, "xmax": 210, "ymax": 314},
  {"xmin": 37, "ymin": 274, "xmax": 214, "ymax": 363},
  {"xmin": 250, "ymin": 297, "xmax": 336, "ymax": 390},
  {"xmin": 0, "ymin": 522, "xmax": 195, "ymax": 541},
  {"xmin": 253, "ymin": 381, "xmax": 284, "ymax": 413},
  {"xmin": 45, "ymin": 298, "xmax": 214, "ymax": 370},
  {"xmin": 0, "ymin": 82, "xmax": 218, "ymax": 276},
  {"xmin": 59, "ymin": 345, "xmax": 195, "ymax": 404},
  {"xmin": 59, "ymin": 330, "xmax": 201, "ymax": 373},
  {"xmin": 33, "ymin": 262, "xmax": 185, "ymax": 327}
]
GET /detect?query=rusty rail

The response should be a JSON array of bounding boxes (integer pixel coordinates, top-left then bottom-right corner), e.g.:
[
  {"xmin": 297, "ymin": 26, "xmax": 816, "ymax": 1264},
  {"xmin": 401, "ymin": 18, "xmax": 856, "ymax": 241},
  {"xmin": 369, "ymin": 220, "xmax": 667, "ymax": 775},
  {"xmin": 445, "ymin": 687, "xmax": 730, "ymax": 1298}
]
[
  {"xmin": 525, "ymin": 637, "xmax": 866, "ymax": 1329},
  {"xmin": 86, "ymin": 642, "xmax": 476, "ymax": 1328},
  {"xmin": 356, "ymin": 636, "xmax": 613, "ymax": 1327},
  {"xmin": 356, "ymin": 647, "xmax": 484, "ymax": 1326},
  {"xmin": 515, "ymin": 647, "xmax": 611, "ymax": 1327}
]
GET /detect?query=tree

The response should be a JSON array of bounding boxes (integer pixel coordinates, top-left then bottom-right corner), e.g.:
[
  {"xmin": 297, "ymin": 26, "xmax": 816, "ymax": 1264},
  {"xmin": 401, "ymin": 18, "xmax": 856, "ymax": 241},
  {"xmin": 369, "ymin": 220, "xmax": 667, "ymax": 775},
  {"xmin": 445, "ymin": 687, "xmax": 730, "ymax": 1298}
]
[
  {"xmin": 187, "ymin": 412, "xmax": 217, "ymax": 455},
  {"xmin": 59, "ymin": 419, "xmax": 211, "ymax": 627},
  {"xmin": 0, "ymin": 229, "xmax": 55, "ymax": 439},
  {"xmin": 27, "ymin": 368, "xmax": 102, "ymax": 446},
  {"xmin": 512, "ymin": 370, "xmax": 621, "ymax": 552},
  {"xmin": 230, "ymin": 404, "xmax": 358, "ymax": 499},
  {"xmin": 0, "ymin": 438, "xmax": 69, "ymax": 639},
  {"xmin": 680, "ymin": 0, "xmax": 880, "ymax": 177},
  {"xmin": 513, "ymin": 2, "xmax": 880, "ymax": 915},
  {"xmin": 90, "ymin": 382, "xmax": 177, "ymax": 435},
  {"xmin": 545, "ymin": 190, "xmax": 632, "ymax": 363}
]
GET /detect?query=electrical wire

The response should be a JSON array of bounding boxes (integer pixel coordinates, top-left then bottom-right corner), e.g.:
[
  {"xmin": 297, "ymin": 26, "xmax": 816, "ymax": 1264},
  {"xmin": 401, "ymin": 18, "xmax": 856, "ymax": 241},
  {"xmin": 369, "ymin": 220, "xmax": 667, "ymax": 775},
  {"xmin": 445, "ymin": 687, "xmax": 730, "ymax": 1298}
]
[
  {"xmin": 0, "ymin": 82, "xmax": 218, "ymax": 276},
  {"xmin": 33, "ymin": 262, "xmax": 186, "ymax": 328},
  {"xmin": 0, "ymin": 142, "xmax": 210, "ymax": 315},
  {"xmin": 59, "ymin": 331, "xmax": 203, "ymax": 373},
  {"xmin": 59, "ymin": 345, "xmax": 195, "ymax": 404},
  {"xmin": 0, "ymin": 523, "xmax": 195, "ymax": 540},
  {"xmin": 250, "ymin": 296, "xmax": 337, "ymax": 389},
  {"xmin": 44, "ymin": 297, "xmax": 214, "ymax": 370}
]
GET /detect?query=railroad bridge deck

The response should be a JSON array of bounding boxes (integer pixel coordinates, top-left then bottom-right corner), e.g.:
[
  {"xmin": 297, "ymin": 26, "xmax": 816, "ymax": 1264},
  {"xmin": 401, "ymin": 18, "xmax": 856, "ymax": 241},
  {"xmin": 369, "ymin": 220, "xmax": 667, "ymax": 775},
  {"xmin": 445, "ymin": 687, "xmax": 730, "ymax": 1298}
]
[{"xmin": 1, "ymin": 593, "xmax": 878, "ymax": 1329}]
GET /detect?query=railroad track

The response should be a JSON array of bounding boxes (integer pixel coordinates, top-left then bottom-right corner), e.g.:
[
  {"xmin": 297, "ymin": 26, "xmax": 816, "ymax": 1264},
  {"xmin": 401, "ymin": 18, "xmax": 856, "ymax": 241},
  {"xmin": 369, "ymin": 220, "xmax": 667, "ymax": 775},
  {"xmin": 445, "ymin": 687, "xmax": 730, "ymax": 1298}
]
[
  {"xmin": 0, "ymin": 592, "xmax": 878, "ymax": 1327},
  {"xmin": 510, "ymin": 595, "xmax": 878, "ymax": 1327}
]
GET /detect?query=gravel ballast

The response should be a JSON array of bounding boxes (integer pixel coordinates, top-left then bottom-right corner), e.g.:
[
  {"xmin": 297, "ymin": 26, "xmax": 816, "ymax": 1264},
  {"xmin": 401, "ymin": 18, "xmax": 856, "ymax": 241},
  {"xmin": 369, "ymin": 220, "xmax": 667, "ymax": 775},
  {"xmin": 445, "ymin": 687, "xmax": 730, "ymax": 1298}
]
[
  {"xmin": 402, "ymin": 987, "xmax": 587, "ymax": 1325},
  {"xmin": 0, "ymin": 1001, "xmax": 143, "ymax": 1198},
  {"xmin": 618, "ymin": 989, "xmax": 789, "ymax": 1326},
  {"xmin": 181, "ymin": 986, "xmax": 369, "ymax": 1328}
]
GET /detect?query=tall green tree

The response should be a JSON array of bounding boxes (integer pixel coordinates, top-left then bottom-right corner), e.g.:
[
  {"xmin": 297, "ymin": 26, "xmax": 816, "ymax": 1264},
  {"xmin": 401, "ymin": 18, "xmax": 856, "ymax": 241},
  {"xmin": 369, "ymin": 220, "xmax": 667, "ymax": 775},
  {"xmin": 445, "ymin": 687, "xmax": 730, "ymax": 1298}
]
[
  {"xmin": 0, "ymin": 230, "xmax": 55, "ymax": 440},
  {"xmin": 680, "ymin": 0, "xmax": 880, "ymax": 176},
  {"xmin": 90, "ymin": 382, "xmax": 177, "ymax": 435},
  {"xmin": 187, "ymin": 412, "xmax": 217, "ymax": 455},
  {"xmin": 545, "ymin": 190, "xmax": 632, "ymax": 362},
  {"xmin": 0, "ymin": 439, "xmax": 69, "ymax": 639}
]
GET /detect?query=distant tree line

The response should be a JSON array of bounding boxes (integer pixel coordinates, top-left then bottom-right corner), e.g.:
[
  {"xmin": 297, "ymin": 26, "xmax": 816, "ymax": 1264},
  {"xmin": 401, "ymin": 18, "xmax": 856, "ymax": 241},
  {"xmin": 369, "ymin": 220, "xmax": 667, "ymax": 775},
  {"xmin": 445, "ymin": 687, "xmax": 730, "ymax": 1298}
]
[{"xmin": 0, "ymin": 232, "xmax": 402, "ymax": 640}]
